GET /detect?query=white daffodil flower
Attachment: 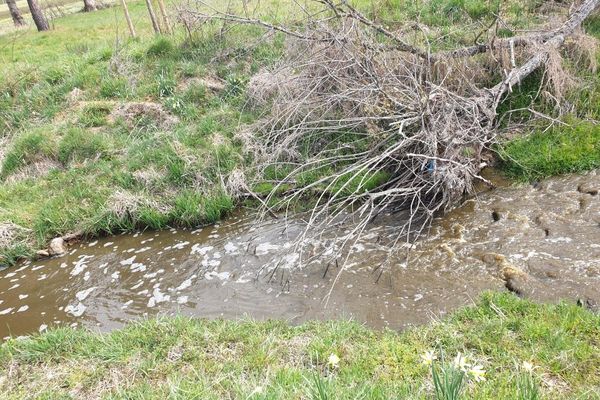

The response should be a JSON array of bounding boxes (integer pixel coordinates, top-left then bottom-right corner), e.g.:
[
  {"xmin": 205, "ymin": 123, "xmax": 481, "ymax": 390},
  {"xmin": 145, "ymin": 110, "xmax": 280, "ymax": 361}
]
[
  {"xmin": 469, "ymin": 364, "xmax": 486, "ymax": 382},
  {"xmin": 453, "ymin": 352, "xmax": 469, "ymax": 372},
  {"xmin": 522, "ymin": 361, "xmax": 536, "ymax": 372},
  {"xmin": 328, "ymin": 353, "xmax": 340, "ymax": 368},
  {"xmin": 420, "ymin": 349, "xmax": 437, "ymax": 366}
]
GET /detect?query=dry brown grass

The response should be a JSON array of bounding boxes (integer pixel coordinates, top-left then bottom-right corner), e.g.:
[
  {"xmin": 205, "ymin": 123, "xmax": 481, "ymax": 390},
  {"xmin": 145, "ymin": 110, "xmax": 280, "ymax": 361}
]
[
  {"xmin": 109, "ymin": 102, "xmax": 179, "ymax": 130},
  {"xmin": 0, "ymin": 222, "xmax": 30, "ymax": 250},
  {"xmin": 5, "ymin": 158, "xmax": 62, "ymax": 183}
]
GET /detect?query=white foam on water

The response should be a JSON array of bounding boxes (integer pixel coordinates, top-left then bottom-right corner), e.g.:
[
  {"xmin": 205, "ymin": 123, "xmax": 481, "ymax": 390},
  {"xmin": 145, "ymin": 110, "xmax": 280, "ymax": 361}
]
[
  {"xmin": 0, "ymin": 308, "xmax": 13, "ymax": 315},
  {"xmin": 131, "ymin": 281, "xmax": 144, "ymax": 290},
  {"xmin": 8, "ymin": 284, "xmax": 19, "ymax": 290},
  {"xmin": 31, "ymin": 265, "xmax": 45, "ymax": 271},
  {"xmin": 204, "ymin": 271, "xmax": 231, "ymax": 281},
  {"xmin": 351, "ymin": 243, "xmax": 366, "ymax": 252},
  {"xmin": 4, "ymin": 272, "xmax": 16, "ymax": 278},
  {"xmin": 177, "ymin": 296, "xmax": 188, "ymax": 304},
  {"xmin": 39, "ymin": 324, "xmax": 48, "ymax": 332},
  {"xmin": 235, "ymin": 273, "xmax": 253, "ymax": 284},
  {"xmin": 18, "ymin": 294, "xmax": 28, "ymax": 300},
  {"xmin": 135, "ymin": 247, "xmax": 152, "ymax": 254},
  {"xmin": 191, "ymin": 244, "xmax": 213, "ymax": 256},
  {"xmin": 173, "ymin": 241, "xmax": 190, "ymax": 250},
  {"xmin": 147, "ymin": 288, "xmax": 170, "ymax": 307},
  {"xmin": 130, "ymin": 263, "xmax": 147, "ymax": 273},
  {"xmin": 122, "ymin": 300, "xmax": 133, "ymax": 309},
  {"xmin": 104, "ymin": 242, "xmax": 114, "ymax": 247},
  {"xmin": 201, "ymin": 259, "xmax": 221, "ymax": 268},
  {"xmin": 546, "ymin": 237, "xmax": 573, "ymax": 243},
  {"xmin": 224, "ymin": 242, "xmax": 239, "ymax": 254},
  {"xmin": 255, "ymin": 242, "xmax": 280, "ymax": 256},
  {"xmin": 282, "ymin": 253, "xmax": 300, "ymax": 268},
  {"xmin": 175, "ymin": 275, "xmax": 196, "ymax": 291},
  {"xmin": 120, "ymin": 256, "xmax": 136, "ymax": 266},
  {"xmin": 17, "ymin": 305, "xmax": 29, "ymax": 312},
  {"xmin": 111, "ymin": 271, "xmax": 120, "ymax": 281},
  {"xmin": 76, "ymin": 287, "xmax": 97, "ymax": 301},
  {"xmin": 71, "ymin": 255, "xmax": 94, "ymax": 276},
  {"xmin": 88, "ymin": 241, "xmax": 98, "ymax": 247},
  {"xmin": 37, "ymin": 274, "xmax": 48, "ymax": 281},
  {"xmin": 65, "ymin": 302, "xmax": 86, "ymax": 317}
]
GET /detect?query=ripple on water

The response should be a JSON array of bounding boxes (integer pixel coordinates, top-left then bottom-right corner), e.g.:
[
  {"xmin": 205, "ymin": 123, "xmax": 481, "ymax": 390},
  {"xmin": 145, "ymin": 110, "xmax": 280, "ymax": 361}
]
[{"xmin": 1, "ymin": 172, "xmax": 598, "ymax": 339}]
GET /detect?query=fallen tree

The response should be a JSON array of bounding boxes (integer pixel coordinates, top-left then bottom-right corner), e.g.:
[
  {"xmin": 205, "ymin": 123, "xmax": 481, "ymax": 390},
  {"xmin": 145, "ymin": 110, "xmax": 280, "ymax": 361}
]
[{"xmin": 180, "ymin": 0, "xmax": 599, "ymax": 266}]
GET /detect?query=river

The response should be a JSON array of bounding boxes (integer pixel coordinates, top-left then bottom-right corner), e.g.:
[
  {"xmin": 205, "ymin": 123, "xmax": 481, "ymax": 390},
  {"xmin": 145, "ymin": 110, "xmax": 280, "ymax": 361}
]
[{"xmin": 0, "ymin": 170, "xmax": 598, "ymax": 339}]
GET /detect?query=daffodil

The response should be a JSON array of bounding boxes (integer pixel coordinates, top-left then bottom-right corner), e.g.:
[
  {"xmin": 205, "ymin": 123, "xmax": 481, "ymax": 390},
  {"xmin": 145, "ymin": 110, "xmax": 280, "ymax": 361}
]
[
  {"xmin": 420, "ymin": 349, "xmax": 437, "ymax": 366},
  {"xmin": 328, "ymin": 353, "xmax": 340, "ymax": 368},
  {"xmin": 469, "ymin": 364, "xmax": 486, "ymax": 382},
  {"xmin": 453, "ymin": 352, "xmax": 469, "ymax": 372},
  {"xmin": 522, "ymin": 361, "xmax": 536, "ymax": 373}
]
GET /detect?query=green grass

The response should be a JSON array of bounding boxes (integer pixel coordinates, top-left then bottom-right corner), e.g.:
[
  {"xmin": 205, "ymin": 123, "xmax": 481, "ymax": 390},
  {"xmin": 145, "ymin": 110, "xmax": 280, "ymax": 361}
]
[
  {"xmin": 0, "ymin": 292, "xmax": 598, "ymax": 399},
  {"xmin": 499, "ymin": 120, "xmax": 600, "ymax": 181}
]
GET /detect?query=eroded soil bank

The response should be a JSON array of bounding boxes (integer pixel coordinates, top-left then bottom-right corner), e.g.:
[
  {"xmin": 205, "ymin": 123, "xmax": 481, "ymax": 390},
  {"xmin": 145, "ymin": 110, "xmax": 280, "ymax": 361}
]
[{"xmin": 0, "ymin": 170, "xmax": 598, "ymax": 339}]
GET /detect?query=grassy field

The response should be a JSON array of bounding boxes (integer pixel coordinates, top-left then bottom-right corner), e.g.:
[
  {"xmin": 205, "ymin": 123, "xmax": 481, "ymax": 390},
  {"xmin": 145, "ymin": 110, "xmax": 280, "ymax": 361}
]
[
  {"xmin": 0, "ymin": 0, "xmax": 80, "ymax": 20},
  {"xmin": 0, "ymin": 292, "xmax": 598, "ymax": 399},
  {"xmin": 0, "ymin": 0, "xmax": 599, "ymax": 265}
]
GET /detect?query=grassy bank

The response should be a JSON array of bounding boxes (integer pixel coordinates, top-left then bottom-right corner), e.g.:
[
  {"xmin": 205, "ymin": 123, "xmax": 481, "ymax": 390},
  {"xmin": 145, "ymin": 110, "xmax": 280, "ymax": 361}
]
[
  {"xmin": 0, "ymin": 292, "xmax": 598, "ymax": 399},
  {"xmin": 498, "ymin": 14, "xmax": 600, "ymax": 181},
  {"xmin": 0, "ymin": 1, "xmax": 286, "ymax": 263}
]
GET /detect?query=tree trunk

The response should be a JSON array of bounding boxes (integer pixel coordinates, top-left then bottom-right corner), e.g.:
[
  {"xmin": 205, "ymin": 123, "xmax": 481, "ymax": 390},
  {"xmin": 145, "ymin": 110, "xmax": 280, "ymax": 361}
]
[
  {"xmin": 144, "ymin": 0, "xmax": 161, "ymax": 34},
  {"xmin": 82, "ymin": 0, "xmax": 98, "ymax": 12},
  {"xmin": 488, "ymin": 0, "xmax": 600, "ymax": 104},
  {"xmin": 26, "ymin": 0, "xmax": 50, "ymax": 31},
  {"xmin": 120, "ymin": 0, "xmax": 136, "ymax": 38},
  {"xmin": 156, "ymin": 0, "xmax": 171, "ymax": 34},
  {"xmin": 6, "ymin": 0, "xmax": 25, "ymax": 26}
]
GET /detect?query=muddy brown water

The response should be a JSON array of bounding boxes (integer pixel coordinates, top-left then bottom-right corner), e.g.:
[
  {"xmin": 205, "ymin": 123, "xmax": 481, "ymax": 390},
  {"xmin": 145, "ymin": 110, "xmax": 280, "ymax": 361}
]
[{"xmin": 0, "ymin": 170, "xmax": 598, "ymax": 339}]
